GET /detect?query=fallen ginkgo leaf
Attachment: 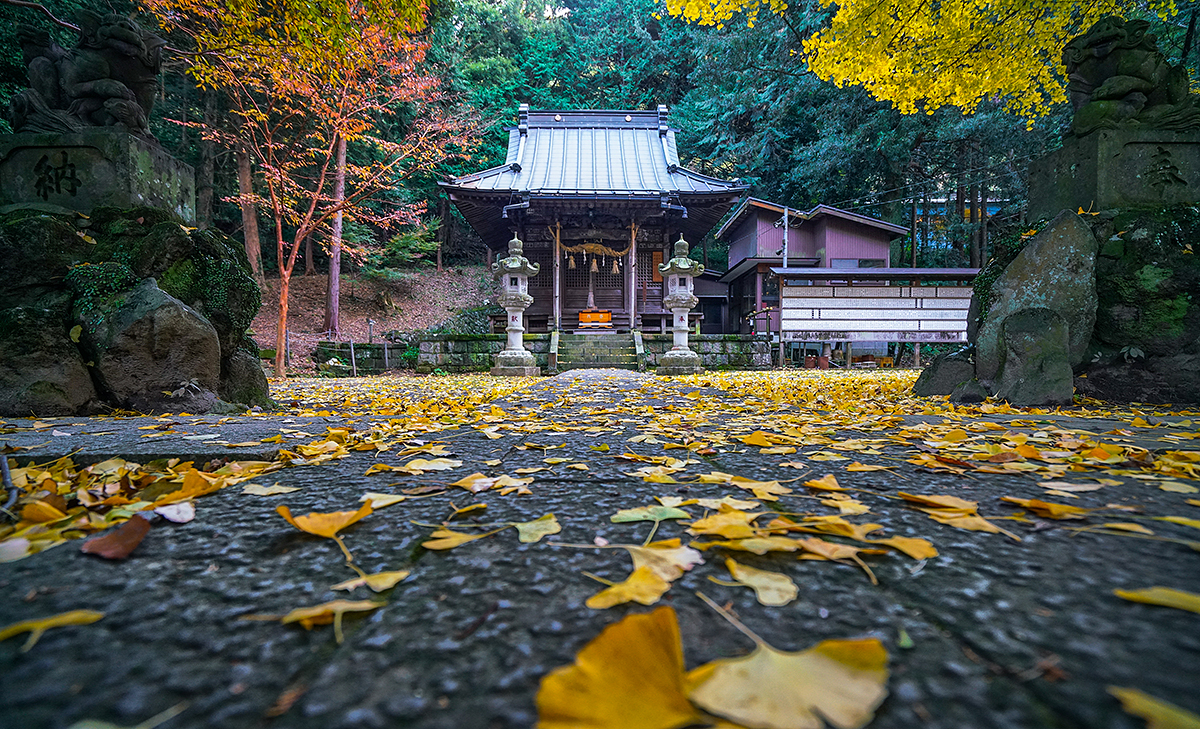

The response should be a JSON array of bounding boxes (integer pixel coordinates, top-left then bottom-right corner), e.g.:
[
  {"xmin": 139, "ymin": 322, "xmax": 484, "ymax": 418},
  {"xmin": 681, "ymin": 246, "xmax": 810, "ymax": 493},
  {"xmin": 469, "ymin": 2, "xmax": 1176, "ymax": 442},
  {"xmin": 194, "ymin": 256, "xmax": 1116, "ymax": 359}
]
[
  {"xmin": 1113, "ymin": 586, "xmax": 1200, "ymax": 614},
  {"xmin": 281, "ymin": 599, "xmax": 381, "ymax": 643},
  {"xmin": 586, "ymin": 566, "xmax": 672, "ymax": 609},
  {"xmin": 1108, "ymin": 686, "xmax": 1200, "ymax": 729},
  {"xmin": 515, "ymin": 514, "xmax": 561, "ymax": 543},
  {"xmin": 331, "ymin": 571, "xmax": 411, "ymax": 593},
  {"xmin": 0, "ymin": 609, "xmax": 105, "ymax": 652},
  {"xmin": 725, "ymin": 558, "xmax": 798, "ymax": 606},
  {"xmin": 536, "ymin": 606, "xmax": 699, "ymax": 729},
  {"xmin": 688, "ymin": 633, "xmax": 889, "ymax": 729},
  {"xmin": 276, "ymin": 502, "xmax": 372, "ymax": 539},
  {"xmin": 612, "ymin": 505, "xmax": 691, "ymax": 523}
]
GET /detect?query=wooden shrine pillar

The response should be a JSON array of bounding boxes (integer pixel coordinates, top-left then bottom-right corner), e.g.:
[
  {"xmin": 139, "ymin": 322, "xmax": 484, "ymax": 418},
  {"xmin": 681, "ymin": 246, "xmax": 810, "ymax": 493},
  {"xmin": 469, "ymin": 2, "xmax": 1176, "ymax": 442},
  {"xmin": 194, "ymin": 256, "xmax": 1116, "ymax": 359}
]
[
  {"xmin": 552, "ymin": 222, "xmax": 562, "ymax": 330},
  {"xmin": 627, "ymin": 218, "xmax": 638, "ymax": 330}
]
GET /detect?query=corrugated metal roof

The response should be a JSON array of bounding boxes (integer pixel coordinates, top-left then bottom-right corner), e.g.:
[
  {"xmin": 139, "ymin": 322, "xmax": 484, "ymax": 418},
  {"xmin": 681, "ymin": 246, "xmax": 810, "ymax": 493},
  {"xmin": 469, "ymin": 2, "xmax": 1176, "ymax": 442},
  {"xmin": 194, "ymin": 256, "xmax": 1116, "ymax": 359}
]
[
  {"xmin": 714, "ymin": 198, "xmax": 909, "ymax": 240},
  {"xmin": 447, "ymin": 107, "xmax": 742, "ymax": 197}
]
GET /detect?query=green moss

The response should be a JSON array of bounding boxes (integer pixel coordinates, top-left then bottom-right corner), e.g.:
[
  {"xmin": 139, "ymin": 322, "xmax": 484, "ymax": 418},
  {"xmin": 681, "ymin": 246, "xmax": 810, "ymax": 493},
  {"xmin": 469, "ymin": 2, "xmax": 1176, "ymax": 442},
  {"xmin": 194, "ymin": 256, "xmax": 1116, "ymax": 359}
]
[
  {"xmin": 66, "ymin": 261, "xmax": 137, "ymax": 328},
  {"xmin": 972, "ymin": 220, "xmax": 1045, "ymax": 325},
  {"xmin": 158, "ymin": 259, "xmax": 198, "ymax": 302}
]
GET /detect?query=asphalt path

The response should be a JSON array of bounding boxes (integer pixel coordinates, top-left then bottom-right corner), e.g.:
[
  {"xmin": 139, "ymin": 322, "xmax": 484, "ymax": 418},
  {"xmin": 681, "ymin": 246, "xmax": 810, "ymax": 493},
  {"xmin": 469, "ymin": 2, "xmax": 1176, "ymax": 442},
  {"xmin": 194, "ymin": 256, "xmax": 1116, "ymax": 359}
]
[{"xmin": 1, "ymin": 370, "xmax": 1198, "ymax": 729}]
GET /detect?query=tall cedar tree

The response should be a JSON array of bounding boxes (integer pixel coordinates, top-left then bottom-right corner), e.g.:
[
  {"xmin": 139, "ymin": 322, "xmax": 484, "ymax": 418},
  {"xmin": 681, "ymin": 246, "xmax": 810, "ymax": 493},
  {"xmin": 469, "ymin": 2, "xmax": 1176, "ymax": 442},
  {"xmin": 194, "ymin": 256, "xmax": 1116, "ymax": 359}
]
[{"xmin": 139, "ymin": 0, "xmax": 472, "ymax": 376}]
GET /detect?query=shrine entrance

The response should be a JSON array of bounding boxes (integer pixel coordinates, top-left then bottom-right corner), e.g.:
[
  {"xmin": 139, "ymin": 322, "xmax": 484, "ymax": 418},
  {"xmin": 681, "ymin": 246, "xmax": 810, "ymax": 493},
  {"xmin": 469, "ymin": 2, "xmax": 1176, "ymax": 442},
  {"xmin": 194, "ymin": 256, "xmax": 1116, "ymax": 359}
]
[{"xmin": 441, "ymin": 105, "xmax": 745, "ymax": 333}]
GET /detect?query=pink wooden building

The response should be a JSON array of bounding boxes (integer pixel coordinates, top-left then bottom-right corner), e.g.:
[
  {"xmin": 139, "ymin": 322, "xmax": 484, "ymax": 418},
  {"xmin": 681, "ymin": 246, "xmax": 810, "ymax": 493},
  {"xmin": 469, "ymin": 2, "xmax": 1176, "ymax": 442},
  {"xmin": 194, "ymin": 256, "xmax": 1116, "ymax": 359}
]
[{"xmin": 714, "ymin": 198, "xmax": 907, "ymax": 334}]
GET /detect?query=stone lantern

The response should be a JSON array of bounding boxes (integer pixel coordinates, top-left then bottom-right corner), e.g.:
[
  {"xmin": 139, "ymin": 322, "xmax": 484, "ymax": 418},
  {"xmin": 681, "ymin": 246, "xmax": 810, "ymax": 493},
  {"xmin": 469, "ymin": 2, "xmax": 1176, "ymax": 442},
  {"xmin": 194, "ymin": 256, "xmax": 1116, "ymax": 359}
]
[
  {"xmin": 657, "ymin": 235, "xmax": 704, "ymax": 375},
  {"xmin": 491, "ymin": 235, "xmax": 542, "ymax": 376}
]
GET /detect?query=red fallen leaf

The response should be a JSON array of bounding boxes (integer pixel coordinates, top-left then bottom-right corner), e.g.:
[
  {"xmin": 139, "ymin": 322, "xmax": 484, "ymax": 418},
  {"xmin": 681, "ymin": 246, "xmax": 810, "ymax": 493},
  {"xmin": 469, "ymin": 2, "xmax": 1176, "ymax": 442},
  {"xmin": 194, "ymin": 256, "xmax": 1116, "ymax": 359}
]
[
  {"xmin": 81, "ymin": 515, "xmax": 152, "ymax": 559},
  {"xmin": 934, "ymin": 455, "xmax": 976, "ymax": 469}
]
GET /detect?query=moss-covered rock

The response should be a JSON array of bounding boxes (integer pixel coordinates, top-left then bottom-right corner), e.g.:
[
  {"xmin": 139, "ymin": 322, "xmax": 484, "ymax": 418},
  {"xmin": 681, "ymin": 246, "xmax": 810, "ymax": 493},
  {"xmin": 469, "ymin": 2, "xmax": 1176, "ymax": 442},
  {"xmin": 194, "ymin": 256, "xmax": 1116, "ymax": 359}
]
[
  {"xmin": 1090, "ymin": 206, "xmax": 1200, "ymax": 356},
  {"xmin": 0, "ymin": 207, "xmax": 268, "ymax": 414}
]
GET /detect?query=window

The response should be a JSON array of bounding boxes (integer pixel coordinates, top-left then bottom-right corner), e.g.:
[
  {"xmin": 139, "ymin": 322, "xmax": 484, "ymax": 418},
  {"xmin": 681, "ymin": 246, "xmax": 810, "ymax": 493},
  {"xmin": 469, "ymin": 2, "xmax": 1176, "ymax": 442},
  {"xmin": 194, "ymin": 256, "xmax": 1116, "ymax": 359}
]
[
  {"xmin": 831, "ymin": 258, "xmax": 886, "ymax": 268},
  {"xmin": 510, "ymin": 276, "xmax": 518, "ymax": 287}
]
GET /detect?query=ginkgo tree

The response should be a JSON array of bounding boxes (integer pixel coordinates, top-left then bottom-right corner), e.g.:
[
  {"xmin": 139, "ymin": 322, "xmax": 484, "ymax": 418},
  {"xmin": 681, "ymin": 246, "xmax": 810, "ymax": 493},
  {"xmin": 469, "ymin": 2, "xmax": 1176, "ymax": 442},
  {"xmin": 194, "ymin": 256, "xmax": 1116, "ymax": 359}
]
[
  {"xmin": 661, "ymin": 0, "xmax": 1178, "ymax": 118},
  {"xmin": 139, "ymin": 0, "xmax": 474, "ymax": 376}
]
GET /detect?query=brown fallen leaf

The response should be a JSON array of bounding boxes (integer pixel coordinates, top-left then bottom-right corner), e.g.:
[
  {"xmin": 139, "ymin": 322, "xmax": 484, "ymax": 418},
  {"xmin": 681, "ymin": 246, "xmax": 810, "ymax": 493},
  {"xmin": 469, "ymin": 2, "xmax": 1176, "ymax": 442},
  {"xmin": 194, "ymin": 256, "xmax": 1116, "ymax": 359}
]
[
  {"xmin": 536, "ymin": 606, "xmax": 699, "ymax": 729},
  {"xmin": 0, "ymin": 609, "xmax": 105, "ymax": 652},
  {"xmin": 81, "ymin": 515, "xmax": 152, "ymax": 560}
]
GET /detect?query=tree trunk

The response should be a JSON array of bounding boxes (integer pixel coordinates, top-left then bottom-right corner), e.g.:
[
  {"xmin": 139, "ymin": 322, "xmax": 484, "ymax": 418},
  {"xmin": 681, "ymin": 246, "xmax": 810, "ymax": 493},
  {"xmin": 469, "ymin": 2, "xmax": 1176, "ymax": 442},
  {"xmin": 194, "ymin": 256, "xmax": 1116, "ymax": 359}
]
[
  {"xmin": 237, "ymin": 147, "xmax": 265, "ymax": 290},
  {"xmin": 197, "ymin": 91, "xmax": 216, "ymax": 228},
  {"xmin": 304, "ymin": 236, "xmax": 315, "ymax": 276},
  {"xmin": 275, "ymin": 268, "xmax": 290, "ymax": 378},
  {"xmin": 921, "ymin": 186, "xmax": 930, "ymax": 264},
  {"xmin": 909, "ymin": 196, "xmax": 917, "ymax": 267},
  {"xmin": 324, "ymin": 135, "xmax": 346, "ymax": 337},
  {"xmin": 980, "ymin": 181, "xmax": 989, "ymax": 263},
  {"xmin": 969, "ymin": 142, "xmax": 982, "ymax": 267},
  {"xmin": 436, "ymin": 196, "xmax": 447, "ymax": 272},
  {"xmin": 1185, "ymin": 5, "xmax": 1198, "ymax": 63},
  {"xmin": 954, "ymin": 143, "xmax": 966, "ymax": 253}
]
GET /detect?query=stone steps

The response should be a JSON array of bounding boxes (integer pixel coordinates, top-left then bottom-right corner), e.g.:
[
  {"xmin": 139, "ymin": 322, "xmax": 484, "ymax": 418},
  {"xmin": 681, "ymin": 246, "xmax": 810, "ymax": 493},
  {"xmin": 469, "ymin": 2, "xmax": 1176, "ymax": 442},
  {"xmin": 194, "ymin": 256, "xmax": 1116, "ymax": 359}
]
[{"xmin": 557, "ymin": 333, "xmax": 639, "ymax": 370}]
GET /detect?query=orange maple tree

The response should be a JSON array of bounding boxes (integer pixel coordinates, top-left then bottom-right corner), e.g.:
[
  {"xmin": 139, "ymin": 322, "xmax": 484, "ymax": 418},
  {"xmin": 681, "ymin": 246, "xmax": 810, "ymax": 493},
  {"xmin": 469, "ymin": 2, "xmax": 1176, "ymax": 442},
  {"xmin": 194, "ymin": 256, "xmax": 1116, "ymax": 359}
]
[{"xmin": 139, "ymin": 0, "xmax": 475, "ymax": 376}]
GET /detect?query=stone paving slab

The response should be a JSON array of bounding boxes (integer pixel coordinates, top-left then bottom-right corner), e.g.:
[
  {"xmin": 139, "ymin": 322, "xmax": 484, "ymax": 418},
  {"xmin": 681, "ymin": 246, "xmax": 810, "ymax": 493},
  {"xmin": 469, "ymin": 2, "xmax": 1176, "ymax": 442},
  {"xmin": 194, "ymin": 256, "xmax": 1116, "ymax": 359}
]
[{"xmin": 1, "ymin": 370, "xmax": 1198, "ymax": 729}]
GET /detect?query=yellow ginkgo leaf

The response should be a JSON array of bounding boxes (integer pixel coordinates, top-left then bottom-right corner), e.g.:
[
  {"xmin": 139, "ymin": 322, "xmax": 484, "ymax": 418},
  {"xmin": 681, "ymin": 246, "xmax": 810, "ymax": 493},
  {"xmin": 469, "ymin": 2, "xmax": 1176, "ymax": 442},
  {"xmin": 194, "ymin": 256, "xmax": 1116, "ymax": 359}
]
[
  {"xmin": 622, "ymin": 540, "xmax": 705, "ymax": 581},
  {"xmin": 688, "ymin": 637, "xmax": 889, "ymax": 729},
  {"xmin": 612, "ymin": 505, "xmax": 691, "ymax": 523},
  {"xmin": 281, "ymin": 599, "xmax": 381, "ymax": 643},
  {"xmin": 870, "ymin": 536, "xmax": 938, "ymax": 560},
  {"xmin": 725, "ymin": 558, "xmax": 798, "ymax": 606},
  {"xmin": 692, "ymin": 536, "xmax": 804, "ymax": 555},
  {"xmin": 359, "ymin": 492, "xmax": 405, "ymax": 509},
  {"xmin": 276, "ymin": 502, "xmax": 372, "ymax": 539},
  {"xmin": 803, "ymin": 474, "xmax": 846, "ymax": 491},
  {"xmin": 452, "ymin": 472, "xmax": 495, "ymax": 493},
  {"xmin": 586, "ymin": 566, "xmax": 672, "ymax": 609},
  {"xmin": 0, "ymin": 609, "xmax": 105, "ymax": 652},
  {"xmin": 515, "ymin": 513, "xmax": 562, "ymax": 543},
  {"xmin": 20, "ymin": 500, "xmax": 68, "ymax": 523},
  {"xmin": 1108, "ymin": 686, "xmax": 1200, "ymax": 729},
  {"xmin": 687, "ymin": 505, "xmax": 762, "ymax": 539},
  {"xmin": 331, "ymin": 570, "xmax": 411, "ymax": 593},
  {"xmin": 695, "ymin": 496, "xmax": 760, "ymax": 510},
  {"xmin": 845, "ymin": 462, "xmax": 894, "ymax": 473},
  {"xmin": 536, "ymin": 606, "xmax": 699, "ymax": 729},
  {"xmin": 740, "ymin": 431, "xmax": 776, "ymax": 447},
  {"xmin": 1114, "ymin": 587, "xmax": 1200, "ymax": 614},
  {"xmin": 1000, "ymin": 496, "xmax": 1089, "ymax": 520},
  {"xmin": 897, "ymin": 492, "xmax": 976, "ymax": 511},
  {"xmin": 422, "ymin": 528, "xmax": 490, "ymax": 550}
]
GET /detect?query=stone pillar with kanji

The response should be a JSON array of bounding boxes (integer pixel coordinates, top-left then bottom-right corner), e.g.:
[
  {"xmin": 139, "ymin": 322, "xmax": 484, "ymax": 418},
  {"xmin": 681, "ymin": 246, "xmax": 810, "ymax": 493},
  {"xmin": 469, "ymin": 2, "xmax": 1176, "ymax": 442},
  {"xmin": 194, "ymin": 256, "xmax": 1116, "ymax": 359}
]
[
  {"xmin": 491, "ymin": 235, "xmax": 542, "ymax": 376},
  {"xmin": 657, "ymin": 235, "xmax": 704, "ymax": 375}
]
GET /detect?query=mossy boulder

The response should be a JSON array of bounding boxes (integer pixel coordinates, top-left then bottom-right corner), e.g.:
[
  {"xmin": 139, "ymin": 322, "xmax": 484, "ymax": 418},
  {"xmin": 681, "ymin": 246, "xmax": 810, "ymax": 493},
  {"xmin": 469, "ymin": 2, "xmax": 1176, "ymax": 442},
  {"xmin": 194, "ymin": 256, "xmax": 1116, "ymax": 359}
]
[
  {"xmin": 1089, "ymin": 207, "xmax": 1200, "ymax": 357},
  {"xmin": 0, "ymin": 207, "xmax": 271, "ymax": 414}
]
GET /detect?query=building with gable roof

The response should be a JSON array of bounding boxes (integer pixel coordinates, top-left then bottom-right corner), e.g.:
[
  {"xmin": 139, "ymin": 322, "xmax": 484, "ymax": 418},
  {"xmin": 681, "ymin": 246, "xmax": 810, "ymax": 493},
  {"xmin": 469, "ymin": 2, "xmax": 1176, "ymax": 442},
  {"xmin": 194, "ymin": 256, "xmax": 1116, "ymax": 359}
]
[{"xmin": 441, "ymin": 104, "xmax": 747, "ymax": 332}]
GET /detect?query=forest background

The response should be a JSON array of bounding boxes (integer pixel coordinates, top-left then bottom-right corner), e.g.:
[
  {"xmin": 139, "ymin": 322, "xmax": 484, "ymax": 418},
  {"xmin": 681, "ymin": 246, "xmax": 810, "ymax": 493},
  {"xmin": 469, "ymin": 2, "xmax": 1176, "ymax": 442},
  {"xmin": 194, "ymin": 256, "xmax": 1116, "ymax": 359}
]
[{"xmin": 2, "ymin": 0, "xmax": 1199, "ymax": 316}]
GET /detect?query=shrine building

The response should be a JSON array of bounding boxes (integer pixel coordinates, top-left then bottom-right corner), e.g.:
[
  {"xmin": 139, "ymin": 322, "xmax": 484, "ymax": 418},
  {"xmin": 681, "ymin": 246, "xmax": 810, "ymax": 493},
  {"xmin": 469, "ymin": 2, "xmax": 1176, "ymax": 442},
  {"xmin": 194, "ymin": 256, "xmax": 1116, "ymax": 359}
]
[{"xmin": 441, "ymin": 104, "xmax": 746, "ymax": 332}]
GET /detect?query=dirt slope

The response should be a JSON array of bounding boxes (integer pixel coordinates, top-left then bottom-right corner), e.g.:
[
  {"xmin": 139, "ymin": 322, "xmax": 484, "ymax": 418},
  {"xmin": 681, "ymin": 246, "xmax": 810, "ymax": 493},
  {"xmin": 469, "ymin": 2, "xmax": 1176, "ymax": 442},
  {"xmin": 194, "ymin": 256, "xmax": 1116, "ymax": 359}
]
[{"xmin": 251, "ymin": 266, "xmax": 492, "ymax": 373}]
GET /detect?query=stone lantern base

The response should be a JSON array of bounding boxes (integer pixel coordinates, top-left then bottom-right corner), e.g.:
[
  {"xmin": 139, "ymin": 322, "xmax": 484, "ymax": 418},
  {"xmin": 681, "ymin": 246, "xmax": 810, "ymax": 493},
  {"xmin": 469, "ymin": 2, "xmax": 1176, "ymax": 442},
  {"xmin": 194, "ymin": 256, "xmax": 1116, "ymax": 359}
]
[
  {"xmin": 656, "ymin": 349, "xmax": 703, "ymax": 376},
  {"xmin": 491, "ymin": 349, "xmax": 540, "ymax": 377}
]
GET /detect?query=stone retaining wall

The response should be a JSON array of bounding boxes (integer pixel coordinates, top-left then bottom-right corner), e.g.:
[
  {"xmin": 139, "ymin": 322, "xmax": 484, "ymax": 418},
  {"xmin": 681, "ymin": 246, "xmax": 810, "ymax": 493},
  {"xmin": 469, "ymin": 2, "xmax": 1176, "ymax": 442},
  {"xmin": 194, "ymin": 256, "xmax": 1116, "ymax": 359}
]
[
  {"xmin": 416, "ymin": 334, "xmax": 551, "ymax": 373},
  {"xmin": 319, "ymin": 333, "xmax": 772, "ymax": 374},
  {"xmin": 640, "ymin": 334, "xmax": 772, "ymax": 370},
  {"xmin": 314, "ymin": 341, "xmax": 413, "ymax": 375}
]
